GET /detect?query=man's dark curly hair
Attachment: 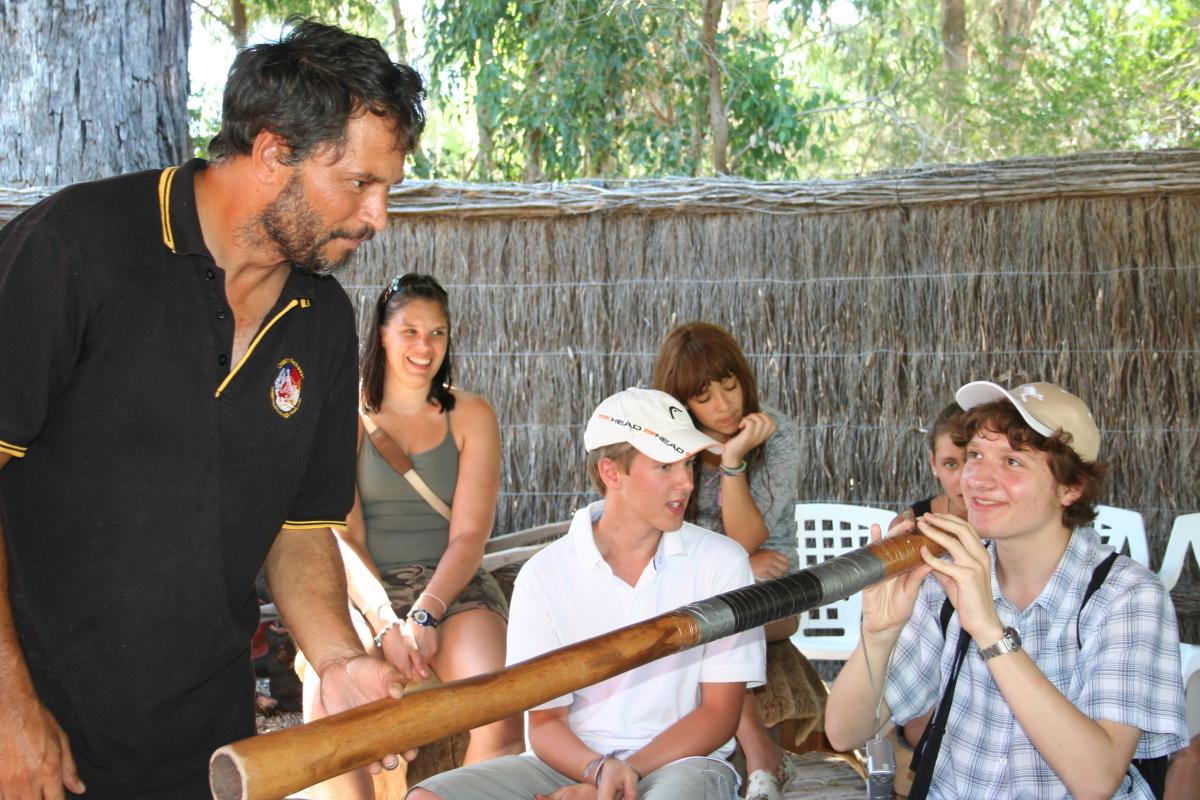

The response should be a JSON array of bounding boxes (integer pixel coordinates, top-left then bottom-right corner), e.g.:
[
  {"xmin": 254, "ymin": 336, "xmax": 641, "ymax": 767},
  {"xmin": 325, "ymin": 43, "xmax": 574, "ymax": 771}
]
[{"xmin": 208, "ymin": 18, "xmax": 425, "ymax": 163}]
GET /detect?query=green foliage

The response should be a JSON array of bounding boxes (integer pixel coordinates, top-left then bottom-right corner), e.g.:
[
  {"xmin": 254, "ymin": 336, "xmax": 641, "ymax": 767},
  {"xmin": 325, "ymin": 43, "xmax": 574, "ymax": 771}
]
[
  {"xmin": 188, "ymin": 0, "xmax": 1200, "ymax": 178},
  {"xmin": 792, "ymin": 0, "xmax": 1200, "ymax": 175},
  {"xmin": 423, "ymin": 0, "xmax": 832, "ymax": 180}
]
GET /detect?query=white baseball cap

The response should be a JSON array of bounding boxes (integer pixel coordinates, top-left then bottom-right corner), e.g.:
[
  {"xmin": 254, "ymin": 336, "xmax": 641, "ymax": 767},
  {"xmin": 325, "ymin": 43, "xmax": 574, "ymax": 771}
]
[
  {"xmin": 955, "ymin": 380, "xmax": 1100, "ymax": 462},
  {"xmin": 584, "ymin": 387, "xmax": 724, "ymax": 462}
]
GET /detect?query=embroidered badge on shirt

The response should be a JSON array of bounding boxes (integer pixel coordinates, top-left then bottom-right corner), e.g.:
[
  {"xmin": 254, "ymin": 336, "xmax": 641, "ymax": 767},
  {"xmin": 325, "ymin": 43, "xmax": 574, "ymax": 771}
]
[{"xmin": 271, "ymin": 358, "xmax": 304, "ymax": 418}]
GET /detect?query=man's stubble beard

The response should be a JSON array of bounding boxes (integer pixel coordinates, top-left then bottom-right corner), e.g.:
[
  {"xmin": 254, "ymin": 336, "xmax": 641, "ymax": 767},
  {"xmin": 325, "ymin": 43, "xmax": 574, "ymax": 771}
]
[{"xmin": 256, "ymin": 171, "xmax": 374, "ymax": 277}]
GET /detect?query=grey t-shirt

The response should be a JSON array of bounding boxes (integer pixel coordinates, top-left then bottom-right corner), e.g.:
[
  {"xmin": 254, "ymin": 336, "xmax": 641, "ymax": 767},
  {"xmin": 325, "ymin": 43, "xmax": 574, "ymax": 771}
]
[{"xmin": 692, "ymin": 403, "xmax": 801, "ymax": 573}]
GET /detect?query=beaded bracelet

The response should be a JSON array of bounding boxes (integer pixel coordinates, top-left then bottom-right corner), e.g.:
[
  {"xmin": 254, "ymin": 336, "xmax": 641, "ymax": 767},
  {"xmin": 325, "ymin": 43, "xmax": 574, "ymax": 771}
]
[
  {"xmin": 372, "ymin": 618, "xmax": 403, "ymax": 649},
  {"xmin": 720, "ymin": 459, "xmax": 748, "ymax": 477}
]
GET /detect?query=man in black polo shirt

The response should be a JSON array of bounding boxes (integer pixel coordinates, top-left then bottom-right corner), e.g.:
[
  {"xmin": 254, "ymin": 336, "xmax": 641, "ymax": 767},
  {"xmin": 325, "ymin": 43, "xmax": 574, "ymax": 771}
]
[{"xmin": 0, "ymin": 21, "xmax": 425, "ymax": 800}]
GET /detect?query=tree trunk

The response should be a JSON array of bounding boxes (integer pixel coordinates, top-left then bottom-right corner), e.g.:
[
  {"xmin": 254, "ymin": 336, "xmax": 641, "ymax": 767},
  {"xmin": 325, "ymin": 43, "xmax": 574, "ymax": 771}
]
[
  {"xmin": 387, "ymin": 0, "xmax": 407, "ymax": 62},
  {"xmin": 994, "ymin": 0, "xmax": 1039, "ymax": 72},
  {"xmin": 941, "ymin": 0, "xmax": 967, "ymax": 73},
  {"xmin": 230, "ymin": 0, "xmax": 247, "ymax": 50},
  {"xmin": 0, "ymin": 0, "xmax": 190, "ymax": 187},
  {"xmin": 702, "ymin": 0, "xmax": 729, "ymax": 175}
]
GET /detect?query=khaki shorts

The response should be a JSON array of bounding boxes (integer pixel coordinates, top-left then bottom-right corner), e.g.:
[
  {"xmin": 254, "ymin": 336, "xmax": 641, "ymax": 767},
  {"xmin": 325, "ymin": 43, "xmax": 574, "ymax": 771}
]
[
  {"xmin": 297, "ymin": 567, "xmax": 510, "ymax": 681},
  {"xmin": 415, "ymin": 754, "xmax": 738, "ymax": 800},
  {"xmin": 380, "ymin": 565, "xmax": 509, "ymax": 623}
]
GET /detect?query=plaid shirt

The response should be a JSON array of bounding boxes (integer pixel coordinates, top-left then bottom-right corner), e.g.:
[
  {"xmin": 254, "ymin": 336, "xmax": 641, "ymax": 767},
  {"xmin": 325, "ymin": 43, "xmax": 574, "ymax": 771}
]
[{"xmin": 886, "ymin": 527, "xmax": 1188, "ymax": 799}]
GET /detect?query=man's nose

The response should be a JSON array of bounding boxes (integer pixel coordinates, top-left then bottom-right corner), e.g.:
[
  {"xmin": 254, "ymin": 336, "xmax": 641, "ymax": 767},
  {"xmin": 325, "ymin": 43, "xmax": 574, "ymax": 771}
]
[{"xmin": 362, "ymin": 188, "xmax": 389, "ymax": 232}]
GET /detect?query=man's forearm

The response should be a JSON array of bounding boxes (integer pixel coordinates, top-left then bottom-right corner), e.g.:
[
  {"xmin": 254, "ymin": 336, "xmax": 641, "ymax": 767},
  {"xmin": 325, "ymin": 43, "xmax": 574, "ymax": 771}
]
[
  {"xmin": 0, "ymin": 506, "xmax": 40, "ymax": 705},
  {"xmin": 264, "ymin": 528, "xmax": 364, "ymax": 674}
]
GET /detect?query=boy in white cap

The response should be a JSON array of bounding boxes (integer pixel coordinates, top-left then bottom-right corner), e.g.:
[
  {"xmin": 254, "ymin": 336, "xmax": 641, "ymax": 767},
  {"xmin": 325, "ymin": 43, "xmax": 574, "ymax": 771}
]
[
  {"xmin": 826, "ymin": 380, "xmax": 1187, "ymax": 799},
  {"xmin": 409, "ymin": 387, "xmax": 766, "ymax": 800}
]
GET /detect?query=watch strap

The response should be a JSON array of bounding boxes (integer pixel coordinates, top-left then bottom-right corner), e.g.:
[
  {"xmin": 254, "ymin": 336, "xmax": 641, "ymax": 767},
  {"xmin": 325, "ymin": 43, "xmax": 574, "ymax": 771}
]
[
  {"xmin": 979, "ymin": 626, "xmax": 1021, "ymax": 660},
  {"xmin": 408, "ymin": 608, "xmax": 441, "ymax": 628}
]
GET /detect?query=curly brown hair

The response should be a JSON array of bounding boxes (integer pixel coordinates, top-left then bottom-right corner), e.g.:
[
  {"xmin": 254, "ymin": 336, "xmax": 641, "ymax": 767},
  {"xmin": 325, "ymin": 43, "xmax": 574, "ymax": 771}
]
[{"xmin": 951, "ymin": 400, "xmax": 1108, "ymax": 530}]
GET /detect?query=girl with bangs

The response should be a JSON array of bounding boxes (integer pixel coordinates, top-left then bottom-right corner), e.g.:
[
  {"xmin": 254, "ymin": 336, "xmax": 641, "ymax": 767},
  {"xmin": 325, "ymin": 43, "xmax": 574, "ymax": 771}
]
[{"xmin": 652, "ymin": 322, "xmax": 802, "ymax": 800}]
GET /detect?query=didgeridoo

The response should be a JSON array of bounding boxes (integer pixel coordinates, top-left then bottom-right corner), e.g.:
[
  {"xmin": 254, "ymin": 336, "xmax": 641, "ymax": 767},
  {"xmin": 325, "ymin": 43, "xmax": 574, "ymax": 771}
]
[{"xmin": 210, "ymin": 530, "xmax": 943, "ymax": 800}]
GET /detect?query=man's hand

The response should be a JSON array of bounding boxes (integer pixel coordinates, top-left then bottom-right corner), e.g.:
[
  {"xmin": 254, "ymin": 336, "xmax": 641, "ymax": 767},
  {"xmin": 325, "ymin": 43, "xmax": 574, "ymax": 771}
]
[
  {"xmin": 317, "ymin": 653, "xmax": 411, "ymax": 774},
  {"xmin": 915, "ymin": 513, "xmax": 1005, "ymax": 644},
  {"xmin": 595, "ymin": 757, "xmax": 640, "ymax": 800},
  {"xmin": 748, "ymin": 548, "xmax": 790, "ymax": 580},
  {"xmin": 860, "ymin": 519, "xmax": 933, "ymax": 637},
  {"xmin": 0, "ymin": 698, "xmax": 85, "ymax": 800},
  {"xmin": 536, "ymin": 783, "xmax": 597, "ymax": 800}
]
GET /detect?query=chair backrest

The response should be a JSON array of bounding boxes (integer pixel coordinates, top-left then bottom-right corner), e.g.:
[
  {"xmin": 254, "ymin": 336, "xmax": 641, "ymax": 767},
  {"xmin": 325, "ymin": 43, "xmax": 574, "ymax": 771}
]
[
  {"xmin": 791, "ymin": 502, "xmax": 896, "ymax": 661},
  {"xmin": 1092, "ymin": 505, "xmax": 1151, "ymax": 567},
  {"xmin": 1160, "ymin": 512, "xmax": 1200, "ymax": 592}
]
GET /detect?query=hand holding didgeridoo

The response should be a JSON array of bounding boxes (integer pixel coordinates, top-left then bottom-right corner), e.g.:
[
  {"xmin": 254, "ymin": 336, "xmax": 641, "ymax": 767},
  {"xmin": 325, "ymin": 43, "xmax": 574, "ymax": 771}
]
[{"xmin": 210, "ymin": 528, "xmax": 944, "ymax": 800}]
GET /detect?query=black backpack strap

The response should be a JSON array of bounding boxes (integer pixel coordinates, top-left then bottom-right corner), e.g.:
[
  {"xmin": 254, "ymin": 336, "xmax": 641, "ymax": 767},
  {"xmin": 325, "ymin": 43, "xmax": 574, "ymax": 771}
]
[
  {"xmin": 1081, "ymin": 552, "xmax": 1168, "ymax": 798},
  {"xmin": 908, "ymin": 599, "xmax": 968, "ymax": 800},
  {"xmin": 1078, "ymin": 551, "xmax": 1117, "ymax": 649},
  {"xmin": 938, "ymin": 595, "xmax": 955, "ymax": 637},
  {"xmin": 911, "ymin": 551, "xmax": 1167, "ymax": 799},
  {"xmin": 1129, "ymin": 756, "xmax": 1169, "ymax": 799}
]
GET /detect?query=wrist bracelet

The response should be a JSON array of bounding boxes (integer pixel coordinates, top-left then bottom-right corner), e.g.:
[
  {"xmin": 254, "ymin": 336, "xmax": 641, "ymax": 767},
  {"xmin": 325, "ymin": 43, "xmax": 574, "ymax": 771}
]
[
  {"xmin": 372, "ymin": 618, "xmax": 402, "ymax": 649},
  {"xmin": 720, "ymin": 459, "xmax": 748, "ymax": 477},
  {"xmin": 593, "ymin": 758, "xmax": 608, "ymax": 787},
  {"xmin": 582, "ymin": 755, "xmax": 604, "ymax": 784},
  {"xmin": 419, "ymin": 591, "xmax": 448, "ymax": 614}
]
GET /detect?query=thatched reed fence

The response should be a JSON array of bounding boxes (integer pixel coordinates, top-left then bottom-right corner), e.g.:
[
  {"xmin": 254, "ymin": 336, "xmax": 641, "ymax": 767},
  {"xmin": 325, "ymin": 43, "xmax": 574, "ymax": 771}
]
[
  {"xmin": 3, "ymin": 151, "xmax": 1198, "ymax": 596},
  {"xmin": 344, "ymin": 150, "xmax": 1198, "ymax": 578}
]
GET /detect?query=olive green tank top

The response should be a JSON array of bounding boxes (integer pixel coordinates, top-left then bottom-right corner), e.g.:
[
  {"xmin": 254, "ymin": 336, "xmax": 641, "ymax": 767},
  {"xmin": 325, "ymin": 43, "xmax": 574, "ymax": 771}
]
[{"xmin": 358, "ymin": 420, "xmax": 458, "ymax": 569}]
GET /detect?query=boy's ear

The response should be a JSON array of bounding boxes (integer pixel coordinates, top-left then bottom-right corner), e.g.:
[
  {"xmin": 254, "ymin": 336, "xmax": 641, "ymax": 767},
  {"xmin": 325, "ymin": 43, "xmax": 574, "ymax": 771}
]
[
  {"xmin": 1057, "ymin": 482, "xmax": 1083, "ymax": 508},
  {"xmin": 596, "ymin": 456, "xmax": 623, "ymax": 492}
]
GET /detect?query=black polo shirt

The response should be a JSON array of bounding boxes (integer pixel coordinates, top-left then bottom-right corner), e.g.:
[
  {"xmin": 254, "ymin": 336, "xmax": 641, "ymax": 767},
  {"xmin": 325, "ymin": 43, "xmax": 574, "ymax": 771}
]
[{"xmin": 0, "ymin": 160, "xmax": 358, "ymax": 797}]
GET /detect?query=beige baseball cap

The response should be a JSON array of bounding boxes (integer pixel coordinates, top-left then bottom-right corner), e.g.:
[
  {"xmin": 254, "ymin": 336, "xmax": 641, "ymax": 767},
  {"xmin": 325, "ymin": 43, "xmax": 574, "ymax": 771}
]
[
  {"xmin": 955, "ymin": 381, "xmax": 1100, "ymax": 462},
  {"xmin": 584, "ymin": 387, "xmax": 723, "ymax": 462}
]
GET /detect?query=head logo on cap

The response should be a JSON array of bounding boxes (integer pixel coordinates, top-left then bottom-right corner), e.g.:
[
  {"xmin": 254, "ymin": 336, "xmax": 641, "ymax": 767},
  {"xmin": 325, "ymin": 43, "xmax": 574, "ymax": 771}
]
[{"xmin": 584, "ymin": 387, "xmax": 723, "ymax": 463}]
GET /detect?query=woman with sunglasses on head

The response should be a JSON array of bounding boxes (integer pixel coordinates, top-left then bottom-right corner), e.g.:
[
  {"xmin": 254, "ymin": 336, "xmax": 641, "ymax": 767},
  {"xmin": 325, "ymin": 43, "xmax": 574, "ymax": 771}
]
[
  {"xmin": 653, "ymin": 322, "xmax": 803, "ymax": 800},
  {"xmin": 303, "ymin": 274, "xmax": 522, "ymax": 799}
]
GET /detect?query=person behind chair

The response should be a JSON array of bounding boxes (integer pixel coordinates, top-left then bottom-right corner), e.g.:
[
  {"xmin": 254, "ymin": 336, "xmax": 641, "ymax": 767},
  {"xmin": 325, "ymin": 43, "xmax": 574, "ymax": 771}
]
[
  {"xmin": 303, "ymin": 273, "xmax": 523, "ymax": 798},
  {"xmin": 826, "ymin": 380, "xmax": 1188, "ymax": 798},
  {"xmin": 890, "ymin": 401, "xmax": 968, "ymax": 530},
  {"xmin": 409, "ymin": 387, "xmax": 766, "ymax": 800},
  {"xmin": 885, "ymin": 401, "xmax": 968, "ymax": 766},
  {"xmin": 652, "ymin": 322, "xmax": 802, "ymax": 800}
]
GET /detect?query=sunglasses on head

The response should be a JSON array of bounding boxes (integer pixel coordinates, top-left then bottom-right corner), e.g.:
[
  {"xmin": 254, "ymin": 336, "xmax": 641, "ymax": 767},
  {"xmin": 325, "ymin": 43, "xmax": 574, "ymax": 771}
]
[{"xmin": 381, "ymin": 273, "xmax": 446, "ymax": 304}]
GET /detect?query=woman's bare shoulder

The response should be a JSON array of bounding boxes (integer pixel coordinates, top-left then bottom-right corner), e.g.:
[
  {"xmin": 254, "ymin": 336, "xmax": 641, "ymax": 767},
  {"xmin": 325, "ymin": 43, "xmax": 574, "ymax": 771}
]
[{"xmin": 448, "ymin": 389, "xmax": 499, "ymax": 431}]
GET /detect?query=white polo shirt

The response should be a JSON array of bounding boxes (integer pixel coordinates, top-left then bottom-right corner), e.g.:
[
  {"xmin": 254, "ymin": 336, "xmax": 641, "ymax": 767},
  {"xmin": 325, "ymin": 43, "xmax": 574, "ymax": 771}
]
[{"xmin": 506, "ymin": 500, "xmax": 766, "ymax": 760}]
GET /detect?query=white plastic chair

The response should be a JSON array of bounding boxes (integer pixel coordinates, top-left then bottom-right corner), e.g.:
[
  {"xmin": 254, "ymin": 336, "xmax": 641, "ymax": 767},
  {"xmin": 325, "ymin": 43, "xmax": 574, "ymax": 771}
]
[
  {"xmin": 1161, "ymin": 513, "xmax": 1200, "ymax": 736},
  {"xmin": 1092, "ymin": 505, "xmax": 1151, "ymax": 567},
  {"xmin": 790, "ymin": 503, "xmax": 896, "ymax": 661}
]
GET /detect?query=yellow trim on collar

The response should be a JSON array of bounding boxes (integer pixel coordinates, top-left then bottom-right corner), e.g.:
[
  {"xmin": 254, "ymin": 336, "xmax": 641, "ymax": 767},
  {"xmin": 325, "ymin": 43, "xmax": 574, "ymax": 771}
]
[
  {"xmin": 0, "ymin": 439, "xmax": 27, "ymax": 458},
  {"xmin": 158, "ymin": 166, "xmax": 179, "ymax": 253},
  {"xmin": 214, "ymin": 299, "xmax": 303, "ymax": 397},
  {"xmin": 282, "ymin": 520, "xmax": 348, "ymax": 531}
]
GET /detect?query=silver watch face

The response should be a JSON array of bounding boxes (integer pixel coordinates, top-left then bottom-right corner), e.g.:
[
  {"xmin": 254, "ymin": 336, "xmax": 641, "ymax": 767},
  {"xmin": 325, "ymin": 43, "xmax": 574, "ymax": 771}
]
[{"xmin": 410, "ymin": 608, "xmax": 434, "ymax": 626}]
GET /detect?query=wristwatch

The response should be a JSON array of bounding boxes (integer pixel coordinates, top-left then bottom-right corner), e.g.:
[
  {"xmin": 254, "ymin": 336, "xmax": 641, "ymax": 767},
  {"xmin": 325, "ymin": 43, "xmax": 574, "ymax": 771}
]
[
  {"xmin": 979, "ymin": 626, "xmax": 1022, "ymax": 660},
  {"xmin": 408, "ymin": 607, "xmax": 441, "ymax": 628}
]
